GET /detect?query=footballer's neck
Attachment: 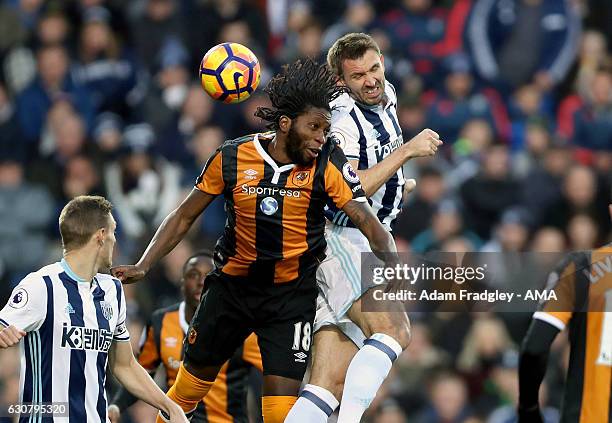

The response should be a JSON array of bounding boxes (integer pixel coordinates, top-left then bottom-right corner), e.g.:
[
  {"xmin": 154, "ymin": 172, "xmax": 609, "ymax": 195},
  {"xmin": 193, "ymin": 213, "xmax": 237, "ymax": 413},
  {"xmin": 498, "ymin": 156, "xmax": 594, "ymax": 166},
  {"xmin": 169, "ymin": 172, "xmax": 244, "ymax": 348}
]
[
  {"xmin": 268, "ymin": 132, "xmax": 292, "ymax": 165},
  {"xmin": 63, "ymin": 247, "xmax": 102, "ymax": 283}
]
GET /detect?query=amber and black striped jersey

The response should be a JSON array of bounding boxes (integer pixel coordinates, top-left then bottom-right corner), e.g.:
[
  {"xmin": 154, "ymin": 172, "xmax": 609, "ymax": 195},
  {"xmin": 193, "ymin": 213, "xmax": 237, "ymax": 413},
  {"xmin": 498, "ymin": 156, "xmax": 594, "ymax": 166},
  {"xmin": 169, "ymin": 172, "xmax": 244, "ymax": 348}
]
[
  {"xmin": 533, "ymin": 245, "xmax": 612, "ymax": 423},
  {"xmin": 136, "ymin": 302, "xmax": 263, "ymax": 423},
  {"xmin": 195, "ymin": 132, "xmax": 366, "ymax": 283}
]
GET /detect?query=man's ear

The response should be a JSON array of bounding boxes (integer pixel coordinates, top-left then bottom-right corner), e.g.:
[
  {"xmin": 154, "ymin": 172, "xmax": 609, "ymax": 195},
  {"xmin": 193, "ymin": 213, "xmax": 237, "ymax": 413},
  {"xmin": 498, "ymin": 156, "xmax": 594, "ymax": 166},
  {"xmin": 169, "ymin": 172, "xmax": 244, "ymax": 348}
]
[
  {"xmin": 96, "ymin": 228, "xmax": 106, "ymax": 246},
  {"xmin": 278, "ymin": 115, "xmax": 292, "ymax": 134}
]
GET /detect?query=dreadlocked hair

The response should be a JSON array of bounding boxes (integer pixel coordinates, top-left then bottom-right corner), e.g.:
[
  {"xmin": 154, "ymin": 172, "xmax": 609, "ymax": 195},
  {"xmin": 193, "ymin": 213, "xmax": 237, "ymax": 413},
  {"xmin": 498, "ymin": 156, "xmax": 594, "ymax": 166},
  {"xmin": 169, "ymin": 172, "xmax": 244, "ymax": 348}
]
[{"xmin": 255, "ymin": 58, "xmax": 348, "ymax": 130}]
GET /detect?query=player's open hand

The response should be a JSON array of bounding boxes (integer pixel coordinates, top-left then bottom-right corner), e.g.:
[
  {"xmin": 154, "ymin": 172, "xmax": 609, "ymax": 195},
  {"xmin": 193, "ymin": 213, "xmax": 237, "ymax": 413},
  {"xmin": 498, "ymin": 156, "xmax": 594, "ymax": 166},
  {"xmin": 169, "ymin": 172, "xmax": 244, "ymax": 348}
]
[
  {"xmin": 110, "ymin": 264, "xmax": 147, "ymax": 284},
  {"xmin": 405, "ymin": 129, "xmax": 443, "ymax": 158},
  {"xmin": 0, "ymin": 325, "xmax": 26, "ymax": 348},
  {"xmin": 107, "ymin": 405, "xmax": 120, "ymax": 423}
]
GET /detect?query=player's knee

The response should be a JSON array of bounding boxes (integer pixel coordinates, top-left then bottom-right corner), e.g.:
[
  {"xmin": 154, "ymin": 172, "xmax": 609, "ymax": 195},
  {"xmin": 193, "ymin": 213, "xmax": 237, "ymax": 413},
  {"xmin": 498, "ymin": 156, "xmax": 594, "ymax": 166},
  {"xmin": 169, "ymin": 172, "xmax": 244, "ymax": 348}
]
[
  {"xmin": 369, "ymin": 317, "xmax": 411, "ymax": 350},
  {"xmin": 183, "ymin": 360, "xmax": 221, "ymax": 382}
]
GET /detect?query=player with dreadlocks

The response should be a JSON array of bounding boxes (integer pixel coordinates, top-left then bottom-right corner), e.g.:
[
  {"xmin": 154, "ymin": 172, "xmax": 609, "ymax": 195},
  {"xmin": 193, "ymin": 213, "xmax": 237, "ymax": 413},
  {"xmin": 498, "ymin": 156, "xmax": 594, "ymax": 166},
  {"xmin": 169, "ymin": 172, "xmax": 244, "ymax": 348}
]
[{"xmin": 111, "ymin": 58, "xmax": 400, "ymax": 423}]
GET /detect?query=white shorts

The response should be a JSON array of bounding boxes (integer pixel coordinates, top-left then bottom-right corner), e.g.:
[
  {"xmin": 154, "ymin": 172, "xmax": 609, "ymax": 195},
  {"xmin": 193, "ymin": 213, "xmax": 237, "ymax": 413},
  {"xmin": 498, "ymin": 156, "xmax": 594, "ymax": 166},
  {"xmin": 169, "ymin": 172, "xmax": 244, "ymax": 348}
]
[{"xmin": 314, "ymin": 223, "xmax": 384, "ymax": 346}]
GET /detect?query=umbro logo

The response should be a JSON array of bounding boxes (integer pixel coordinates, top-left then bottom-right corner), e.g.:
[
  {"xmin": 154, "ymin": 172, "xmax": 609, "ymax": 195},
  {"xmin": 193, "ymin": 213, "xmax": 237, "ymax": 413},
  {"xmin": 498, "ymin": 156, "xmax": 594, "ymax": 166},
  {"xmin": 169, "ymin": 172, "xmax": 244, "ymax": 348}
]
[
  {"xmin": 294, "ymin": 352, "xmax": 307, "ymax": 363},
  {"xmin": 244, "ymin": 169, "xmax": 258, "ymax": 180}
]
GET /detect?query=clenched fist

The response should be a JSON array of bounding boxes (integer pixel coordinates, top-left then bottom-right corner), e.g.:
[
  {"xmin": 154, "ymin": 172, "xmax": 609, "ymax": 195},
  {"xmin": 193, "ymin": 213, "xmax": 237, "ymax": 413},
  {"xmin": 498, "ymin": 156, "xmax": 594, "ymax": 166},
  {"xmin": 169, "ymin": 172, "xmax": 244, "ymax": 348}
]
[
  {"xmin": 0, "ymin": 325, "xmax": 26, "ymax": 348},
  {"xmin": 110, "ymin": 264, "xmax": 147, "ymax": 284},
  {"xmin": 404, "ymin": 129, "xmax": 443, "ymax": 158}
]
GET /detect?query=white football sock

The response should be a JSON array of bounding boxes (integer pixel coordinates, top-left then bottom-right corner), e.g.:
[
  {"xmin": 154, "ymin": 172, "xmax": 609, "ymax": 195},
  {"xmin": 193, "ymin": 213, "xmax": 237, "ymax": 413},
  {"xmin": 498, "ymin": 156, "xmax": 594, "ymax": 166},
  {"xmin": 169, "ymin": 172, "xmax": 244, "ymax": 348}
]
[
  {"xmin": 337, "ymin": 333, "xmax": 403, "ymax": 423},
  {"xmin": 284, "ymin": 384, "xmax": 339, "ymax": 422}
]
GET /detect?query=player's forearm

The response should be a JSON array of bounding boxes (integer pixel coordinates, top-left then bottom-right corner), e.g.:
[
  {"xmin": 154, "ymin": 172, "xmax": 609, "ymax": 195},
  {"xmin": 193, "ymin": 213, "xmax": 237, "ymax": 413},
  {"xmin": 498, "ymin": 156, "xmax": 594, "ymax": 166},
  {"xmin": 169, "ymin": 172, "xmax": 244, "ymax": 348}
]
[
  {"xmin": 110, "ymin": 383, "xmax": 141, "ymax": 413},
  {"xmin": 355, "ymin": 147, "xmax": 411, "ymax": 197},
  {"xmin": 112, "ymin": 357, "xmax": 175, "ymax": 415},
  {"xmin": 137, "ymin": 209, "xmax": 196, "ymax": 272},
  {"xmin": 342, "ymin": 200, "xmax": 398, "ymax": 264}
]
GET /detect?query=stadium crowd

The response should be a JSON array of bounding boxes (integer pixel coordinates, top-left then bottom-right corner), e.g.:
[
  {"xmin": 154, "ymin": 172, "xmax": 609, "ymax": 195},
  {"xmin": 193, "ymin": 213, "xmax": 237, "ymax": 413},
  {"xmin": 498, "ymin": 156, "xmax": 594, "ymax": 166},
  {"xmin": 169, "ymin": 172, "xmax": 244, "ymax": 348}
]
[{"xmin": 0, "ymin": 0, "xmax": 610, "ymax": 422}]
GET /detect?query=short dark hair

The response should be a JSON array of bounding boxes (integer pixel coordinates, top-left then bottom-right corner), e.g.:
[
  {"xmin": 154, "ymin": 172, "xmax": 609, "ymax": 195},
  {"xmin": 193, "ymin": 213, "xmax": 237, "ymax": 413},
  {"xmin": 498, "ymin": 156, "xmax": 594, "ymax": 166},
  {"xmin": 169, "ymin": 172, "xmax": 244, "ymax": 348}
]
[
  {"xmin": 182, "ymin": 250, "xmax": 214, "ymax": 275},
  {"xmin": 327, "ymin": 32, "xmax": 381, "ymax": 78},
  {"xmin": 59, "ymin": 196, "xmax": 113, "ymax": 251},
  {"xmin": 255, "ymin": 58, "xmax": 348, "ymax": 130}
]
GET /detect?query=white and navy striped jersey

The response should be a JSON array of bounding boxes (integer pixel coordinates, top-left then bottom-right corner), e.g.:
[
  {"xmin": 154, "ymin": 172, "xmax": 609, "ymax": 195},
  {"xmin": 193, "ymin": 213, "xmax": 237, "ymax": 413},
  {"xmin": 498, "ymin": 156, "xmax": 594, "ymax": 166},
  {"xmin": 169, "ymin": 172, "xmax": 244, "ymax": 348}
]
[
  {"xmin": 0, "ymin": 259, "xmax": 130, "ymax": 423},
  {"xmin": 324, "ymin": 82, "xmax": 405, "ymax": 231}
]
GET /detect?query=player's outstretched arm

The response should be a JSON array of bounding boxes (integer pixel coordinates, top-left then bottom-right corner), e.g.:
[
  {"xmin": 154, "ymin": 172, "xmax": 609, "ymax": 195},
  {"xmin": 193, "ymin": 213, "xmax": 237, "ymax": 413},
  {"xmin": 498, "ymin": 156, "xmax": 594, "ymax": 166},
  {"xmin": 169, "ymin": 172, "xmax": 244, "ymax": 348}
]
[
  {"xmin": 341, "ymin": 199, "xmax": 399, "ymax": 264},
  {"xmin": 108, "ymin": 340, "xmax": 189, "ymax": 423},
  {"xmin": 111, "ymin": 189, "xmax": 216, "ymax": 284},
  {"xmin": 517, "ymin": 319, "xmax": 560, "ymax": 423},
  {"xmin": 350, "ymin": 129, "xmax": 442, "ymax": 197},
  {"xmin": 0, "ymin": 324, "xmax": 26, "ymax": 349}
]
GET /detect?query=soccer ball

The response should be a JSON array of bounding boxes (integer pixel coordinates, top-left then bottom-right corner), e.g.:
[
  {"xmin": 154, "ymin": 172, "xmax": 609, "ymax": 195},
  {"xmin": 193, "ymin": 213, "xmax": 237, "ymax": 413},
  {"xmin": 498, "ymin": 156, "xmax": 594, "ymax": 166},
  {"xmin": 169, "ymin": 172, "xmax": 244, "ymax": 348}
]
[{"xmin": 199, "ymin": 42, "xmax": 261, "ymax": 104}]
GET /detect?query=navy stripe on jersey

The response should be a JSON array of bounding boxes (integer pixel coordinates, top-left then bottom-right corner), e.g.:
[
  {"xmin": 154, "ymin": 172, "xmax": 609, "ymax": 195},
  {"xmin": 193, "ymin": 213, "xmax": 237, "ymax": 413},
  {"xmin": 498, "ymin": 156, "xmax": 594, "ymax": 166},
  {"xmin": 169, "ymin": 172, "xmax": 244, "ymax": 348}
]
[
  {"xmin": 0, "ymin": 317, "xmax": 8, "ymax": 327},
  {"xmin": 323, "ymin": 110, "xmax": 372, "ymax": 227},
  {"xmin": 114, "ymin": 279, "xmax": 123, "ymax": 323},
  {"xmin": 93, "ymin": 281, "xmax": 110, "ymax": 422},
  {"xmin": 22, "ymin": 331, "xmax": 34, "ymax": 407},
  {"xmin": 359, "ymin": 105, "xmax": 402, "ymax": 223},
  {"xmin": 40, "ymin": 276, "xmax": 54, "ymax": 405},
  {"xmin": 59, "ymin": 272, "xmax": 87, "ymax": 422},
  {"xmin": 350, "ymin": 109, "xmax": 369, "ymax": 171},
  {"xmin": 386, "ymin": 108, "xmax": 401, "ymax": 136}
]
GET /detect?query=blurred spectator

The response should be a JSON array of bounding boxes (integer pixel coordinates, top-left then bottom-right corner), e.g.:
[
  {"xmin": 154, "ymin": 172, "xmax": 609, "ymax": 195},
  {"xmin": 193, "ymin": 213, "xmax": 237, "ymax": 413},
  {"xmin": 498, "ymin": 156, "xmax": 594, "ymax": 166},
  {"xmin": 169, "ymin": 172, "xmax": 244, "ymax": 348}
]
[
  {"xmin": 16, "ymin": 44, "xmax": 95, "ymax": 144},
  {"xmin": 508, "ymin": 84, "xmax": 554, "ymax": 151},
  {"xmin": 412, "ymin": 199, "xmax": 482, "ymax": 253},
  {"xmin": 373, "ymin": 0, "xmax": 447, "ymax": 85},
  {"xmin": 424, "ymin": 54, "xmax": 508, "ymax": 143},
  {"xmin": 188, "ymin": 0, "xmax": 267, "ymax": 71},
  {"xmin": 322, "ymin": 0, "xmax": 375, "ymax": 51},
  {"xmin": 481, "ymin": 207, "xmax": 531, "ymax": 253},
  {"xmin": 0, "ymin": 159, "xmax": 54, "ymax": 282},
  {"xmin": 104, "ymin": 123, "xmax": 181, "ymax": 241},
  {"xmin": 457, "ymin": 317, "xmax": 515, "ymax": 398},
  {"xmin": 393, "ymin": 322, "xmax": 452, "ymax": 415},
  {"xmin": 544, "ymin": 164, "xmax": 609, "ymax": 234},
  {"xmin": 93, "ymin": 111, "xmax": 123, "ymax": 155},
  {"xmin": 416, "ymin": 371, "xmax": 473, "ymax": 423},
  {"xmin": 397, "ymin": 96, "xmax": 426, "ymax": 140},
  {"xmin": 574, "ymin": 30, "xmax": 609, "ymax": 100},
  {"xmin": 155, "ymin": 83, "xmax": 215, "ymax": 165},
  {"xmin": 33, "ymin": 9, "xmax": 72, "ymax": 49},
  {"xmin": 140, "ymin": 37, "xmax": 190, "ymax": 134},
  {"xmin": 61, "ymin": 154, "xmax": 105, "ymax": 202},
  {"xmin": 572, "ymin": 68, "xmax": 612, "ymax": 150},
  {"xmin": 512, "ymin": 120, "xmax": 552, "ymax": 177},
  {"xmin": 0, "ymin": 82, "xmax": 26, "ymax": 163},
  {"xmin": 372, "ymin": 399, "xmax": 409, "ymax": 423},
  {"xmin": 530, "ymin": 227, "xmax": 566, "ymax": 252},
  {"xmin": 460, "ymin": 144, "xmax": 521, "ymax": 239},
  {"xmin": 467, "ymin": 0, "xmax": 581, "ymax": 92},
  {"xmin": 446, "ymin": 119, "xmax": 495, "ymax": 190},
  {"xmin": 395, "ymin": 165, "xmax": 446, "ymax": 241},
  {"xmin": 280, "ymin": 19, "xmax": 325, "ymax": 63},
  {"xmin": 520, "ymin": 143, "xmax": 569, "ymax": 226},
  {"xmin": 566, "ymin": 213, "xmax": 599, "ymax": 250},
  {"xmin": 131, "ymin": 0, "xmax": 185, "ymax": 73},
  {"xmin": 485, "ymin": 350, "xmax": 559, "ymax": 423},
  {"xmin": 73, "ymin": 7, "xmax": 139, "ymax": 117},
  {"xmin": 29, "ymin": 106, "xmax": 97, "ymax": 200}
]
